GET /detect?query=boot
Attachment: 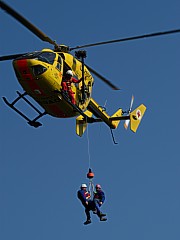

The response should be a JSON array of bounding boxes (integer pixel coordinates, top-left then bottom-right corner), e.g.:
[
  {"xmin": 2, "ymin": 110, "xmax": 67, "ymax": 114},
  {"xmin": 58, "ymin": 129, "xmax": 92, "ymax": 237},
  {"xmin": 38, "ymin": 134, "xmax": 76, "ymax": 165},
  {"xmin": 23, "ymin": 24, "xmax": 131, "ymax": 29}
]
[
  {"xmin": 99, "ymin": 212, "xmax": 106, "ymax": 217},
  {"xmin": 84, "ymin": 219, "xmax": 91, "ymax": 225},
  {"xmin": 100, "ymin": 216, "xmax": 107, "ymax": 221}
]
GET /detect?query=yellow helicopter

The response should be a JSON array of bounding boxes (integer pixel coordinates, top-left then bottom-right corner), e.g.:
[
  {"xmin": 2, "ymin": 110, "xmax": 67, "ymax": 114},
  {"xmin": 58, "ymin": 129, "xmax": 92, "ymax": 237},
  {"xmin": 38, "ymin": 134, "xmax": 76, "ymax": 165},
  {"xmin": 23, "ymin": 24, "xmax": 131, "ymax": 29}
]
[{"xmin": 1, "ymin": 1, "xmax": 179, "ymax": 140}]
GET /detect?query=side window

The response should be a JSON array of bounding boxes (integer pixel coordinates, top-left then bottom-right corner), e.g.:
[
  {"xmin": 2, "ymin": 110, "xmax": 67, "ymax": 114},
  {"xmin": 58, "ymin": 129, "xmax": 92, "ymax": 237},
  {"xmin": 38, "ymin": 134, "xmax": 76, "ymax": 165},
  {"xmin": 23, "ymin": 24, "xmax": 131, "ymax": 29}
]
[
  {"xmin": 58, "ymin": 56, "xmax": 62, "ymax": 64},
  {"xmin": 56, "ymin": 62, "xmax": 61, "ymax": 70},
  {"xmin": 56, "ymin": 56, "xmax": 62, "ymax": 70}
]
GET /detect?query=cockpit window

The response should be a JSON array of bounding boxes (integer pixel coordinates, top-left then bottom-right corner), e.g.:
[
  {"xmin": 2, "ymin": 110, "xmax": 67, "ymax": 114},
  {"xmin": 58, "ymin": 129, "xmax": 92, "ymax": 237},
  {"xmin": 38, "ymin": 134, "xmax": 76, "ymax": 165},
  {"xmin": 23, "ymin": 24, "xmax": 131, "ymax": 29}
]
[
  {"xmin": 17, "ymin": 51, "xmax": 56, "ymax": 65},
  {"xmin": 36, "ymin": 52, "xmax": 56, "ymax": 64}
]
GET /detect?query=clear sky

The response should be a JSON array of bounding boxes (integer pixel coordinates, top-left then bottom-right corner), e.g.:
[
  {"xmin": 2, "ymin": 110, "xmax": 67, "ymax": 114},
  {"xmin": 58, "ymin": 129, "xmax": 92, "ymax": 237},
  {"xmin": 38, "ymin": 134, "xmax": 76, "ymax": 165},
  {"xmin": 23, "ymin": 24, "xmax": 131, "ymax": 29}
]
[{"xmin": 0, "ymin": 0, "xmax": 180, "ymax": 239}]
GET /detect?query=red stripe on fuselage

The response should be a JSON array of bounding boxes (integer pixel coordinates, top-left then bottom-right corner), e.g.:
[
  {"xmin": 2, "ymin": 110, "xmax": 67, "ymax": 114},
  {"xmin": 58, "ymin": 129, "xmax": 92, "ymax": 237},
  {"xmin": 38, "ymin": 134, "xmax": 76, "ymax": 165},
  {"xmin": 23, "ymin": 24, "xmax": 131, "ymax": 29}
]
[
  {"xmin": 16, "ymin": 59, "xmax": 45, "ymax": 95},
  {"xmin": 15, "ymin": 59, "xmax": 69, "ymax": 117}
]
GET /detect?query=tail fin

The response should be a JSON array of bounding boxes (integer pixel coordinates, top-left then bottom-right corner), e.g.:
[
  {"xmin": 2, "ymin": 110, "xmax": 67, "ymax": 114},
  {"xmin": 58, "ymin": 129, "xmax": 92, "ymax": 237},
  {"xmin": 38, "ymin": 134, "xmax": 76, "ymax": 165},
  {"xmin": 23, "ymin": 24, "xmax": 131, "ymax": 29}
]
[
  {"xmin": 130, "ymin": 104, "xmax": 146, "ymax": 132},
  {"xmin": 76, "ymin": 110, "xmax": 93, "ymax": 137}
]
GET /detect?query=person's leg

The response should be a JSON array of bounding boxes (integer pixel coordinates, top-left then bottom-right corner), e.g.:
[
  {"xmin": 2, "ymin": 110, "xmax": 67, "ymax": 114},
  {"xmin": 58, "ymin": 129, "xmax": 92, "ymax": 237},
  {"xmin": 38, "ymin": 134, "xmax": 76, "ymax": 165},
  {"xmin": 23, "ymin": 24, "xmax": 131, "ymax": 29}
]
[
  {"xmin": 84, "ymin": 207, "xmax": 91, "ymax": 225},
  {"xmin": 94, "ymin": 199, "xmax": 107, "ymax": 221},
  {"xmin": 68, "ymin": 91, "xmax": 76, "ymax": 104},
  {"xmin": 94, "ymin": 199, "xmax": 101, "ymax": 215}
]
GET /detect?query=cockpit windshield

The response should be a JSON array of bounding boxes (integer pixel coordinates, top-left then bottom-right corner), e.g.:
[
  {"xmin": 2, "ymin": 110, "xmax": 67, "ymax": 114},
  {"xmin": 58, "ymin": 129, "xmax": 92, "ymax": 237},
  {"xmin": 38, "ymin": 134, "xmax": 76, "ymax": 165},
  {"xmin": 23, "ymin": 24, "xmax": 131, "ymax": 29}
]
[{"xmin": 17, "ymin": 51, "xmax": 56, "ymax": 65}]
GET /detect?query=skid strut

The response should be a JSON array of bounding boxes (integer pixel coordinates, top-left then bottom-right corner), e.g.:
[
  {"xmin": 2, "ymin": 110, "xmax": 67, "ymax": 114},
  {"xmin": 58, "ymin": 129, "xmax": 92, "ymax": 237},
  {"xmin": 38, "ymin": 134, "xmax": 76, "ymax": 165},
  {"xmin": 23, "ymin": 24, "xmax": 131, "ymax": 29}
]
[{"xmin": 2, "ymin": 91, "xmax": 46, "ymax": 128}]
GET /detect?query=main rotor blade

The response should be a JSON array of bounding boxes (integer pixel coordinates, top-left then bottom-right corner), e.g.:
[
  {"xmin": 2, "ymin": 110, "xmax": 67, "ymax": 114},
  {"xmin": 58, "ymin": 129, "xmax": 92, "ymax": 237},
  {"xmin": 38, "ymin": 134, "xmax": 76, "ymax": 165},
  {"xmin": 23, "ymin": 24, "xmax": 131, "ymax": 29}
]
[
  {"xmin": 70, "ymin": 29, "xmax": 180, "ymax": 50},
  {"xmin": 86, "ymin": 64, "xmax": 119, "ymax": 90},
  {"xmin": 0, "ymin": 1, "xmax": 58, "ymax": 48},
  {"xmin": 0, "ymin": 53, "xmax": 27, "ymax": 61}
]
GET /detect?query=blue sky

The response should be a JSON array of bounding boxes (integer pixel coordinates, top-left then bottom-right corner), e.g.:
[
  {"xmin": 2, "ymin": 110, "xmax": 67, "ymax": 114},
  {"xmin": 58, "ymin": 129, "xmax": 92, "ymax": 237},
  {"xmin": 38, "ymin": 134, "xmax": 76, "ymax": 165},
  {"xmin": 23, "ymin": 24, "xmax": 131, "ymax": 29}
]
[{"xmin": 0, "ymin": 0, "xmax": 180, "ymax": 239}]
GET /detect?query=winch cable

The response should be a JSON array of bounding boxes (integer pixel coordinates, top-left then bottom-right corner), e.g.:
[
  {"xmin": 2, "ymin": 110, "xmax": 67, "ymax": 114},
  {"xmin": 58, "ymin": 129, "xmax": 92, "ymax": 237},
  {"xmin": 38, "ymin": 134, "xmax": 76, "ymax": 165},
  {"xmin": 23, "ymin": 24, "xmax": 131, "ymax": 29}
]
[
  {"xmin": 86, "ymin": 125, "xmax": 95, "ymax": 199},
  {"xmin": 87, "ymin": 124, "xmax": 91, "ymax": 170}
]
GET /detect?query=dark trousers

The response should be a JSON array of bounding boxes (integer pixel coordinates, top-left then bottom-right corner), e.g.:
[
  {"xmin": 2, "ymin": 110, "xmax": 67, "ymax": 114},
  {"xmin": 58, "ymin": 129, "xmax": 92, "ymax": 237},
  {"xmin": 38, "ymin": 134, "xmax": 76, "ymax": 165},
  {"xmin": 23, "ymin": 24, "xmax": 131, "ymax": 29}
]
[
  {"xmin": 84, "ymin": 200, "xmax": 95, "ymax": 220},
  {"xmin": 94, "ymin": 199, "xmax": 102, "ymax": 216}
]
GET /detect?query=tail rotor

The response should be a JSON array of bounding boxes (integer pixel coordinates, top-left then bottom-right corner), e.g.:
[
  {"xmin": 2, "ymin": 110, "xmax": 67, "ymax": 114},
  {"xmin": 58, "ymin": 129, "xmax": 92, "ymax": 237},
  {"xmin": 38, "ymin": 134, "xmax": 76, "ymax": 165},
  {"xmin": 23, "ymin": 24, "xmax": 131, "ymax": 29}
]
[{"xmin": 124, "ymin": 95, "xmax": 134, "ymax": 130}]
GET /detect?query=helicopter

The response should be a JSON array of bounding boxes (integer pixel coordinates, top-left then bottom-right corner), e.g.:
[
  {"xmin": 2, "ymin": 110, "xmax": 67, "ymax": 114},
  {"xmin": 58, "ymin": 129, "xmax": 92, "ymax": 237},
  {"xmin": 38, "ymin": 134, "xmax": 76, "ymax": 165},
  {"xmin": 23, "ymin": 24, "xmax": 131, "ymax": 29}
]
[{"xmin": 1, "ymin": 1, "xmax": 179, "ymax": 140}]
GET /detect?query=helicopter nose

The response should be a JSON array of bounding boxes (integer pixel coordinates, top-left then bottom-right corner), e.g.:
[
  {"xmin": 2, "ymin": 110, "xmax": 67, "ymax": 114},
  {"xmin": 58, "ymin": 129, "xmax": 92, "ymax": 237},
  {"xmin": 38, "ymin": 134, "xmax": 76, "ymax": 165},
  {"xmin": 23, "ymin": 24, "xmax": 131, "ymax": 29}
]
[
  {"xmin": 13, "ymin": 59, "xmax": 32, "ymax": 80},
  {"xmin": 13, "ymin": 59, "xmax": 45, "ymax": 96}
]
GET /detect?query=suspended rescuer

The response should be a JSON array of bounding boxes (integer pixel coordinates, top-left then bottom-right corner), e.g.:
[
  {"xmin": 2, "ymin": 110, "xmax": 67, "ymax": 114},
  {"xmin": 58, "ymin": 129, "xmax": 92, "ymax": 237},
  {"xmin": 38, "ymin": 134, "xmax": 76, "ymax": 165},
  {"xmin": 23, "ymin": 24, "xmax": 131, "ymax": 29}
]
[
  {"xmin": 77, "ymin": 183, "xmax": 94, "ymax": 225},
  {"xmin": 93, "ymin": 184, "xmax": 107, "ymax": 221},
  {"xmin": 61, "ymin": 70, "xmax": 81, "ymax": 104},
  {"xmin": 77, "ymin": 183, "xmax": 107, "ymax": 225}
]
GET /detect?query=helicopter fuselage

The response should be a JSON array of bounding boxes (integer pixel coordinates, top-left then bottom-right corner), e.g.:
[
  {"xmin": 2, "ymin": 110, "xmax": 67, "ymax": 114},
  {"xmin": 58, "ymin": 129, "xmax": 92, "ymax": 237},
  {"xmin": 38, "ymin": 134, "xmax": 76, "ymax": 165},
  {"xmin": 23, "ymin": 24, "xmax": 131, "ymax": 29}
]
[{"xmin": 12, "ymin": 49, "xmax": 94, "ymax": 118}]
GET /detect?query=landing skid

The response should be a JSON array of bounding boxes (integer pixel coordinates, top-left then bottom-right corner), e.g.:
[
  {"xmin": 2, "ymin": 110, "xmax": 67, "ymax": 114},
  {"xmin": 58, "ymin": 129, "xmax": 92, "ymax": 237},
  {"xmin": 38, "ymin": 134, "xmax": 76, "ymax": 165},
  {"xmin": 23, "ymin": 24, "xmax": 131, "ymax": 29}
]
[{"xmin": 2, "ymin": 91, "xmax": 46, "ymax": 128}]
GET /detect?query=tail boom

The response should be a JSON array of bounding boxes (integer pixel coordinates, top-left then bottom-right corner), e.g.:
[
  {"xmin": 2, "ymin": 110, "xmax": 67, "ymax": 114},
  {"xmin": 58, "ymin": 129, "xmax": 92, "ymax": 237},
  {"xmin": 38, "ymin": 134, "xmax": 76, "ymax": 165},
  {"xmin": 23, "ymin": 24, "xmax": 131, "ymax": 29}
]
[
  {"xmin": 88, "ymin": 98, "xmax": 122, "ymax": 129},
  {"xmin": 76, "ymin": 98, "xmax": 146, "ymax": 137}
]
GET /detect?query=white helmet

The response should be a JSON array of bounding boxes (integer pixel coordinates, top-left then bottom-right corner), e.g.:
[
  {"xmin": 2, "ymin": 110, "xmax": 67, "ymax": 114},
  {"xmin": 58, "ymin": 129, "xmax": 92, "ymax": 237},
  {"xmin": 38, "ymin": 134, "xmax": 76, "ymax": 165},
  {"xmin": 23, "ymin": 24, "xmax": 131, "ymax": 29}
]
[
  {"xmin": 81, "ymin": 183, "xmax": 87, "ymax": 188},
  {"xmin": 66, "ymin": 70, "xmax": 73, "ymax": 76}
]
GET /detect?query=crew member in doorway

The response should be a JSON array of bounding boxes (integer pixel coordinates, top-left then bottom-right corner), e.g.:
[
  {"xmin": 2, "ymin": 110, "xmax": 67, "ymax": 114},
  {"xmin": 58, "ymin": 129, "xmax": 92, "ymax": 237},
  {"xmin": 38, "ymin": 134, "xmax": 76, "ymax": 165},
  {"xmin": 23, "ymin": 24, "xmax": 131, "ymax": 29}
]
[{"xmin": 61, "ymin": 70, "xmax": 81, "ymax": 104}]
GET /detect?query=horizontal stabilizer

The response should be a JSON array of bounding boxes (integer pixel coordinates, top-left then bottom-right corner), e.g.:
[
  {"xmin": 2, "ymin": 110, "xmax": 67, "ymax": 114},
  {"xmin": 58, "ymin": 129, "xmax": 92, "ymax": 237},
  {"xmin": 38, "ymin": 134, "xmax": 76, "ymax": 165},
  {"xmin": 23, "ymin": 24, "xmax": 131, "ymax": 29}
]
[{"xmin": 111, "ymin": 109, "xmax": 123, "ymax": 128}]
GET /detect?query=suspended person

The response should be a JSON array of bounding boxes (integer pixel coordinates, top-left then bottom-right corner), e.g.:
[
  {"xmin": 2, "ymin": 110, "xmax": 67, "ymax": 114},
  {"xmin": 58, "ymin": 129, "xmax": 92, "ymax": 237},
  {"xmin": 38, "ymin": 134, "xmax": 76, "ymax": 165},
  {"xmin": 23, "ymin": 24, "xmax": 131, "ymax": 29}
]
[
  {"xmin": 61, "ymin": 70, "xmax": 81, "ymax": 104},
  {"xmin": 77, "ymin": 183, "xmax": 95, "ymax": 225},
  {"xmin": 93, "ymin": 184, "xmax": 107, "ymax": 221}
]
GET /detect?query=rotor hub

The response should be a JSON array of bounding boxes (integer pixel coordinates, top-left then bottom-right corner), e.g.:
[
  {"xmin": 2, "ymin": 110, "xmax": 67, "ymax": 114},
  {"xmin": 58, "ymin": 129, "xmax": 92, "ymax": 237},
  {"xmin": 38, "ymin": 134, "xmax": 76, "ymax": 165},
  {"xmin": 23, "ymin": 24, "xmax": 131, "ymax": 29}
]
[{"xmin": 54, "ymin": 45, "xmax": 70, "ymax": 53}]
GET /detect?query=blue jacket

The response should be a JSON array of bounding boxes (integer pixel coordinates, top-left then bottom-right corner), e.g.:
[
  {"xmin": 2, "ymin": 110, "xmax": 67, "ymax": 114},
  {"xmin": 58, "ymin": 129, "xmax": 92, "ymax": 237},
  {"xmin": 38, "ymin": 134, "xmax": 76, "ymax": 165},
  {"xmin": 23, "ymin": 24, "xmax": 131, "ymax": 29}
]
[
  {"xmin": 77, "ymin": 189, "xmax": 91, "ymax": 206},
  {"xmin": 93, "ymin": 190, "xmax": 105, "ymax": 203}
]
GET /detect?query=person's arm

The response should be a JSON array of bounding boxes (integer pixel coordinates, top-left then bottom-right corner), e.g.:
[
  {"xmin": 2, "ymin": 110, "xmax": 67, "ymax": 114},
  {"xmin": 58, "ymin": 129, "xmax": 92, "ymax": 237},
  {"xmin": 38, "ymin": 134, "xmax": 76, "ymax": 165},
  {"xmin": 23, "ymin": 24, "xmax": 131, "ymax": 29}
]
[
  {"xmin": 100, "ymin": 191, "xmax": 105, "ymax": 204},
  {"xmin": 78, "ymin": 190, "xmax": 88, "ymax": 205},
  {"xmin": 72, "ymin": 77, "xmax": 82, "ymax": 83}
]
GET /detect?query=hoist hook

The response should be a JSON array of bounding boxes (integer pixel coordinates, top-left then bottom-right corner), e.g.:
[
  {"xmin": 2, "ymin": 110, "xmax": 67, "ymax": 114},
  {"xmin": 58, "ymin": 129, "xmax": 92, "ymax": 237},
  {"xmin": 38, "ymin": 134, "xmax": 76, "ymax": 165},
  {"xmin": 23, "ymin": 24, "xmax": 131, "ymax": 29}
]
[{"xmin": 87, "ymin": 168, "xmax": 94, "ymax": 179}]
